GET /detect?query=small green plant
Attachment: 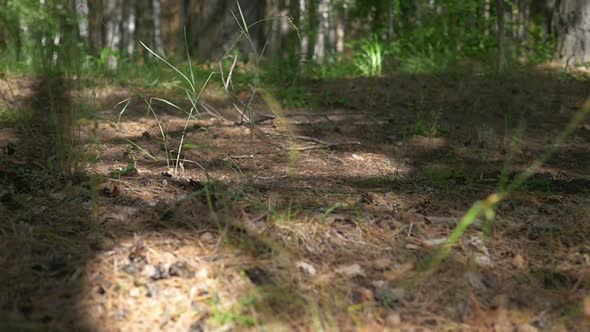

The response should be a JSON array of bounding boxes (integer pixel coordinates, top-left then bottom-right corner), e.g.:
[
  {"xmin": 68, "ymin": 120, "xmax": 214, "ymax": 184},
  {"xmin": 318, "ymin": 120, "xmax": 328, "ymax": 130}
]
[
  {"xmin": 320, "ymin": 90, "xmax": 348, "ymax": 107},
  {"xmin": 414, "ymin": 116, "xmax": 432, "ymax": 136},
  {"xmin": 412, "ymin": 98, "xmax": 442, "ymax": 137},
  {"xmin": 210, "ymin": 294, "xmax": 258, "ymax": 328},
  {"xmin": 276, "ymin": 85, "xmax": 309, "ymax": 107},
  {"xmin": 108, "ymin": 163, "xmax": 138, "ymax": 179},
  {"xmin": 270, "ymin": 199, "xmax": 299, "ymax": 224},
  {"xmin": 354, "ymin": 39, "xmax": 383, "ymax": 77}
]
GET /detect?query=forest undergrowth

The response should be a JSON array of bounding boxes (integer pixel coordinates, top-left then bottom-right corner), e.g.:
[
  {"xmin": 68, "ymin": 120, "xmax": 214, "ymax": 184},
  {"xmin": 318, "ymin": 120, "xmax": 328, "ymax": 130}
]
[{"xmin": 1, "ymin": 62, "xmax": 590, "ymax": 331}]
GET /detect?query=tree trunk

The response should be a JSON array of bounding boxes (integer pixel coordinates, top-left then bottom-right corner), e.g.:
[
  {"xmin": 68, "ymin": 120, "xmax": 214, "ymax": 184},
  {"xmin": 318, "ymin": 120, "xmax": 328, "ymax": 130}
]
[
  {"xmin": 413, "ymin": 0, "xmax": 422, "ymax": 26},
  {"xmin": 122, "ymin": 0, "xmax": 137, "ymax": 56},
  {"xmin": 197, "ymin": 0, "xmax": 266, "ymax": 60},
  {"xmin": 270, "ymin": 0, "xmax": 283, "ymax": 58},
  {"xmin": 0, "ymin": 0, "xmax": 4, "ymax": 50},
  {"xmin": 496, "ymin": 0, "xmax": 506, "ymax": 73},
  {"xmin": 152, "ymin": 0, "xmax": 165, "ymax": 56},
  {"xmin": 531, "ymin": 0, "xmax": 556, "ymax": 37},
  {"xmin": 387, "ymin": 0, "xmax": 395, "ymax": 41},
  {"xmin": 335, "ymin": 2, "xmax": 345, "ymax": 54},
  {"xmin": 556, "ymin": 0, "xmax": 590, "ymax": 66},
  {"xmin": 75, "ymin": 0, "xmax": 89, "ymax": 43},
  {"xmin": 18, "ymin": 14, "xmax": 28, "ymax": 62},
  {"xmin": 299, "ymin": 0, "xmax": 309, "ymax": 61},
  {"xmin": 313, "ymin": 0, "xmax": 329, "ymax": 63},
  {"xmin": 279, "ymin": 0, "xmax": 291, "ymax": 53},
  {"xmin": 105, "ymin": 0, "xmax": 123, "ymax": 70},
  {"xmin": 517, "ymin": 0, "xmax": 528, "ymax": 41},
  {"xmin": 136, "ymin": 0, "xmax": 153, "ymax": 61},
  {"xmin": 87, "ymin": 0, "xmax": 103, "ymax": 54},
  {"xmin": 485, "ymin": 0, "xmax": 491, "ymax": 36},
  {"xmin": 180, "ymin": 0, "xmax": 197, "ymax": 54}
]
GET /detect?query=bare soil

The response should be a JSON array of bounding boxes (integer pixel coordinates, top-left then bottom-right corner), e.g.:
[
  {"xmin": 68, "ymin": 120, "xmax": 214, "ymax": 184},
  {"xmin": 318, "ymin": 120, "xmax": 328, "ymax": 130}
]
[{"xmin": 1, "ymin": 69, "xmax": 590, "ymax": 331}]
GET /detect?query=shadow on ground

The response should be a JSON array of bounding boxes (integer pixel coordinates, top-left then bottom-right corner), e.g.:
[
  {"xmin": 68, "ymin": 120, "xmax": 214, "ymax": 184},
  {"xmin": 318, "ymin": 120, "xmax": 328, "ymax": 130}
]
[{"xmin": 0, "ymin": 68, "xmax": 589, "ymax": 331}]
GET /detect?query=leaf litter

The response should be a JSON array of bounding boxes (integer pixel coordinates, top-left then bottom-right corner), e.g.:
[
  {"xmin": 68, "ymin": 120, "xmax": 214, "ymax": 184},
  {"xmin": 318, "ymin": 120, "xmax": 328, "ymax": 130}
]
[{"xmin": 0, "ymin": 72, "xmax": 589, "ymax": 331}]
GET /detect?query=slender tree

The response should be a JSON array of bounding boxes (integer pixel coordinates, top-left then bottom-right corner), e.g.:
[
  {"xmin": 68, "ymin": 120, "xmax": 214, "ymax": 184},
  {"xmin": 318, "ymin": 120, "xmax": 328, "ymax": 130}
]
[
  {"xmin": 74, "ymin": 0, "xmax": 89, "ymax": 43},
  {"xmin": 87, "ymin": 0, "xmax": 103, "ymax": 54},
  {"xmin": 105, "ymin": 0, "xmax": 122, "ymax": 70},
  {"xmin": 496, "ymin": 0, "xmax": 506, "ymax": 73},
  {"xmin": 314, "ymin": 0, "xmax": 329, "ymax": 63},
  {"xmin": 152, "ymin": 0, "xmax": 165, "ymax": 56},
  {"xmin": 387, "ymin": 0, "xmax": 395, "ymax": 41},
  {"xmin": 299, "ymin": 0, "xmax": 309, "ymax": 61},
  {"xmin": 484, "ymin": 0, "xmax": 491, "ymax": 36},
  {"xmin": 122, "ymin": 0, "xmax": 136, "ymax": 56},
  {"xmin": 335, "ymin": 1, "xmax": 345, "ymax": 54}
]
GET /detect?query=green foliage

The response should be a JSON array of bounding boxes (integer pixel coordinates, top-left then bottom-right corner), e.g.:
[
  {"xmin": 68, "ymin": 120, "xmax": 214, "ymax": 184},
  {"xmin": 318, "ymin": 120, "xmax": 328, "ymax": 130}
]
[
  {"xmin": 354, "ymin": 38, "xmax": 383, "ymax": 77},
  {"xmin": 210, "ymin": 294, "xmax": 258, "ymax": 328},
  {"xmin": 304, "ymin": 54, "xmax": 356, "ymax": 80},
  {"xmin": 275, "ymin": 86, "xmax": 309, "ymax": 107}
]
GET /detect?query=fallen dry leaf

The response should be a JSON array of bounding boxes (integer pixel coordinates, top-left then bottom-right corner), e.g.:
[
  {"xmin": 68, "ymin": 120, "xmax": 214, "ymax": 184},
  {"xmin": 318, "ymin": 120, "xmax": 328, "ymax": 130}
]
[
  {"xmin": 335, "ymin": 264, "xmax": 365, "ymax": 277},
  {"xmin": 296, "ymin": 260, "xmax": 317, "ymax": 276},
  {"xmin": 512, "ymin": 254, "xmax": 526, "ymax": 269}
]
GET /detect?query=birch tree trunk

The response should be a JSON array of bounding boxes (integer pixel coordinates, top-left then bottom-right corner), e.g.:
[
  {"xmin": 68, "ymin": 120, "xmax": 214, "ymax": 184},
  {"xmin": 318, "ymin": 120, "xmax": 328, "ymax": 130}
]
[
  {"xmin": 105, "ymin": 0, "xmax": 123, "ymax": 70},
  {"xmin": 299, "ymin": 0, "xmax": 309, "ymax": 61},
  {"xmin": 313, "ymin": 0, "xmax": 329, "ymax": 63},
  {"xmin": 74, "ymin": 0, "xmax": 89, "ymax": 43},
  {"xmin": 327, "ymin": 1, "xmax": 335, "ymax": 53},
  {"xmin": 152, "ymin": 0, "xmax": 165, "ymax": 56},
  {"xmin": 335, "ymin": 2, "xmax": 345, "ymax": 54},
  {"xmin": 122, "ymin": 0, "xmax": 136, "ymax": 56}
]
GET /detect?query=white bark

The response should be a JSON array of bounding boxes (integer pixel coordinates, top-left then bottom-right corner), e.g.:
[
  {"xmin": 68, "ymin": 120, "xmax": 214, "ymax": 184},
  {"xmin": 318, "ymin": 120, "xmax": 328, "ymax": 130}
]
[
  {"xmin": 299, "ymin": 0, "xmax": 308, "ymax": 61},
  {"xmin": 122, "ymin": 0, "xmax": 136, "ymax": 56},
  {"xmin": 152, "ymin": 0, "xmax": 165, "ymax": 57},
  {"xmin": 75, "ymin": 0, "xmax": 89, "ymax": 42},
  {"xmin": 335, "ymin": 1, "xmax": 345, "ymax": 54},
  {"xmin": 314, "ymin": 0, "xmax": 329, "ymax": 63},
  {"xmin": 105, "ymin": 0, "xmax": 122, "ymax": 70},
  {"xmin": 19, "ymin": 12, "xmax": 30, "ymax": 63}
]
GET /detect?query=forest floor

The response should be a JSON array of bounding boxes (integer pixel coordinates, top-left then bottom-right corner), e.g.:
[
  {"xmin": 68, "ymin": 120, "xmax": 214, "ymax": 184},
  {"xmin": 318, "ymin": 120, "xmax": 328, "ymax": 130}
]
[{"xmin": 1, "ymin": 67, "xmax": 590, "ymax": 331}]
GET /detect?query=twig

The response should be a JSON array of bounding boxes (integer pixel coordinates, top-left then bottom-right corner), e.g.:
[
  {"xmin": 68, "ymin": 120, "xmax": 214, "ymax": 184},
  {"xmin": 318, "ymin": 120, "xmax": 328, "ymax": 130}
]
[
  {"xmin": 287, "ymin": 141, "xmax": 361, "ymax": 151},
  {"xmin": 254, "ymin": 128, "xmax": 360, "ymax": 151},
  {"xmin": 199, "ymin": 100, "xmax": 224, "ymax": 119}
]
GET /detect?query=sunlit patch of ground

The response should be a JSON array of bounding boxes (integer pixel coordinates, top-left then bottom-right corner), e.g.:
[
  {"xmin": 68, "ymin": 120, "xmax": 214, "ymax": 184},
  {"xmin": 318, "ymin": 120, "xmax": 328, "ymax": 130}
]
[{"xmin": 1, "ymin": 69, "xmax": 590, "ymax": 331}]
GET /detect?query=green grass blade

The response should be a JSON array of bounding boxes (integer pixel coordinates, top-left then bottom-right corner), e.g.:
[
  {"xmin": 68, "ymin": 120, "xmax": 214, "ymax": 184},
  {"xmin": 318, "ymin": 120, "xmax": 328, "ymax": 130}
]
[{"xmin": 139, "ymin": 40, "xmax": 195, "ymax": 92}]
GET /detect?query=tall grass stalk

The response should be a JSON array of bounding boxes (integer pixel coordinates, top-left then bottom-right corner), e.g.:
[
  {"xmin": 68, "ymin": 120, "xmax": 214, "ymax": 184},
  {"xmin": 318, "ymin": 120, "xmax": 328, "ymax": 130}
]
[{"xmin": 423, "ymin": 97, "xmax": 590, "ymax": 272}]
